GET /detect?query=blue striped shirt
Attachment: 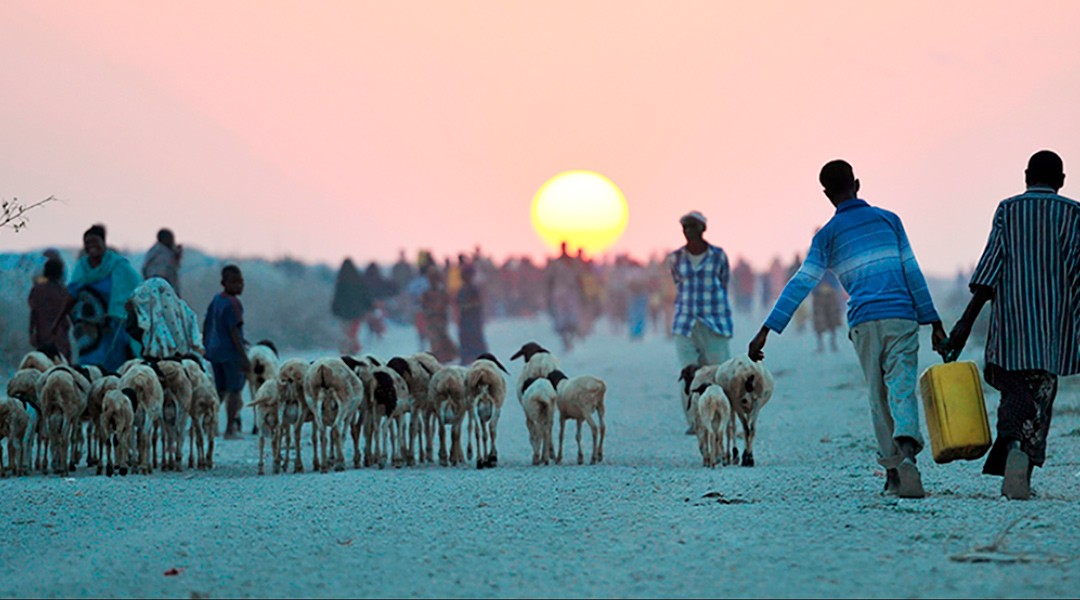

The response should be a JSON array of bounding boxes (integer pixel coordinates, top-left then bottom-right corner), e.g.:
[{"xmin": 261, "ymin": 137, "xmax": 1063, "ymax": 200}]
[
  {"xmin": 668, "ymin": 244, "xmax": 733, "ymax": 337},
  {"xmin": 970, "ymin": 186, "xmax": 1080, "ymax": 375},
  {"xmin": 765, "ymin": 199, "xmax": 940, "ymax": 333}
]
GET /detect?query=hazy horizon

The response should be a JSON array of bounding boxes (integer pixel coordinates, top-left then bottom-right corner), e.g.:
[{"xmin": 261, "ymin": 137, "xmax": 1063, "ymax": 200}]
[{"xmin": 4, "ymin": 1, "xmax": 1080, "ymax": 277}]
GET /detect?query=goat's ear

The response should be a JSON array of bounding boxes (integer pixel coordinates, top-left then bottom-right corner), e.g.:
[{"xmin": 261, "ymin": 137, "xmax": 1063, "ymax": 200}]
[
  {"xmin": 486, "ymin": 355, "xmax": 509, "ymax": 374},
  {"xmin": 509, "ymin": 348, "xmax": 524, "ymax": 361},
  {"xmin": 388, "ymin": 357, "xmax": 411, "ymax": 377},
  {"xmin": 744, "ymin": 375, "xmax": 756, "ymax": 394}
]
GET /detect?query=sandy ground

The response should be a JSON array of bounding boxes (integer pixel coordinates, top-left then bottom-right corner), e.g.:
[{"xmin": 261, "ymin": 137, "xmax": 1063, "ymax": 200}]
[{"xmin": 2, "ymin": 312, "xmax": 1079, "ymax": 598}]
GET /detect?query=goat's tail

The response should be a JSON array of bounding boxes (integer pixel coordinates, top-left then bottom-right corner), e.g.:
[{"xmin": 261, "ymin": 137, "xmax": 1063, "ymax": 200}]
[
  {"xmin": 477, "ymin": 396, "xmax": 493, "ymax": 423},
  {"xmin": 537, "ymin": 398, "xmax": 550, "ymax": 424}
]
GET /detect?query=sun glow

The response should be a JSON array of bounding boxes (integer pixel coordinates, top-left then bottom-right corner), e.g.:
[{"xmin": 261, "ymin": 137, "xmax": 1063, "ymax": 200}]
[{"xmin": 531, "ymin": 170, "xmax": 629, "ymax": 256}]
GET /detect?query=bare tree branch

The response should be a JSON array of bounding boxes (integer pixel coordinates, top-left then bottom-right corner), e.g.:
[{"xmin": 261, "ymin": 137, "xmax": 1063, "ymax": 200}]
[{"xmin": 1, "ymin": 196, "xmax": 58, "ymax": 232}]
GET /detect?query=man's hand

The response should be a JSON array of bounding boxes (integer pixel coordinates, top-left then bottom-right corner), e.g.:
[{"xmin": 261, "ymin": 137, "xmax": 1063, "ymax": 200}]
[
  {"xmin": 748, "ymin": 326, "xmax": 769, "ymax": 362},
  {"xmin": 936, "ymin": 318, "xmax": 972, "ymax": 363},
  {"xmin": 240, "ymin": 356, "xmax": 252, "ymax": 374},
  {"xmin": 930, "ymin": 321, "xmax": 947, "ymax": 351}
]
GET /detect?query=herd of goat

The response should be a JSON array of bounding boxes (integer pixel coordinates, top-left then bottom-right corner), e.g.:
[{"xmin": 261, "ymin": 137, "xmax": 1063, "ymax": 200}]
[{"xmin": 0, "ymin": 340, "xmax": 775, "ymax": 478}]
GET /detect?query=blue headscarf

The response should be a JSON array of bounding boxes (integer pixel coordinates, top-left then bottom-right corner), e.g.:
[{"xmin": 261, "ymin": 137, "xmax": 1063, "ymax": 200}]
[{"xmin": 69, "ymin": 249, "xmax": 142, "ymax": 320}]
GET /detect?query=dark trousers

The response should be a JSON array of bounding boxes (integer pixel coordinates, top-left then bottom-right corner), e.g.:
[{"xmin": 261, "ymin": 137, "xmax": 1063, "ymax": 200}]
[{"xmin": 982, "ymin": 363, "xmax": 1058, "ymax": 476}]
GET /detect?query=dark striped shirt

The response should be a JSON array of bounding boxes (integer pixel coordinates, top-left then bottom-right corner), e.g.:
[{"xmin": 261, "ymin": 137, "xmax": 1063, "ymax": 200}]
[{"xmin": 969, "ymin": 186, "xmax": 1080, "ymax": 375}]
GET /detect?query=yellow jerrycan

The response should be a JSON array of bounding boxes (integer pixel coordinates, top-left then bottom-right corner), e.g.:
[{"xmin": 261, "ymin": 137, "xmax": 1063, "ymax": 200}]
[{"xmin": 918, "ymin": 360, "xmax": 992, "ymax": 464}]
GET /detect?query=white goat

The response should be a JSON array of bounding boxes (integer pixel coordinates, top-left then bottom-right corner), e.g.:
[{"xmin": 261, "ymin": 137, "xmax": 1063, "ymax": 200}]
[
  {"xmin": 87, "ymin": 375, "xmax": 121, "ymax": 474},
  {"xmin": 713, "ymin": 354, "xmax": 775, "ymax": 467},
  {"xmin": 6, "ymin": 369, "xmax": 43, "ymax": 472},
  {"xmin": 386, "ymin": 353, "xmax": 441, "ymax": 464},
  {"xmin": 277, "ymin": 359, "xmax": 313, "ymax": 473},
  {"xmin": 183, "ymin": 358, "xmax": 219, "ymax": 470},
  {"xmin": 99, "ymin": 388, "xmax": 134, "ymax": 477},
  {"xmin": 549, "ymin": 370, "xmax": 607, "ymax": 465},
  {"xmin": 303, "ymin": 357, "xmax": 364, "ymax": 473},
  {"xmin": 119, "ymin": 363, "xmax": 164, "ymax": 475},
  {"xmin": 691, "ymin": 383, "xmax": 732, "ymax": 468},
  {"xmin": 428, "ymin": 365, "xmax": 473, "ymax": 466},
  {"xmin": 36, "ymin": 365, "xmax": 91, "ymax": 475},
  {"xmin": 510, "ymin": 342, "xmax": 561, "ymax": 402},
  {"xmin": 341, "ymin": 355, "xmax": 379, "ymax": 468},
  {"xmin": 519, "ymin": 377, "xmax": 557, "ymax": 465},
  {"xmin": 466, "ymin": 353, "xmax": 509, "ymax": 469},
  {"xmin": 153, "ymin": 359, "xmax": 192, "ymax": 471},
  {"xmin": 249, "ymin": 380, "xmax": 282, "ymax": 475},
  {"xmin": 0, "ymin": 397, "xmax": 31, "ymax": 477},
  {"xmin": 247, "ymin": 340, "xmax": 280, "ymax": 434},
  {"xmin": 369, "ymin": 367, "xmax": 411, "ymax": 468},
  {"xmin": 678, "ymin": 364, "xmax": 719, "ymax": 431}
]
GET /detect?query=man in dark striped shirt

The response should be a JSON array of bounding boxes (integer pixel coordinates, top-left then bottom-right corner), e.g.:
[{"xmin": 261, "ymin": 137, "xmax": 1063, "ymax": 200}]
[{"xmin": 940, "ymin": 150, "xmax": 1080, "ymax": 500}]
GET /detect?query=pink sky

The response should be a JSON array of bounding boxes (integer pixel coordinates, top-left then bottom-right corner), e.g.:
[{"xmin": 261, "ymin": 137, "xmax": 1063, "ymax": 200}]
[{"xmin": 3, "ymin": 1, "xmax": 1080, "ymax": 275}]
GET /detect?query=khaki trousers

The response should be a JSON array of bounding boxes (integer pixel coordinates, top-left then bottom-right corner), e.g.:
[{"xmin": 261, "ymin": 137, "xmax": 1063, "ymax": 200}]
[
  {"xmin": 675, "ymin": 320, "xmax": 732, "ymax": 369},
  {"xmin": 848, "ymin": 318, "xmax": 925, "ymax": 468}
]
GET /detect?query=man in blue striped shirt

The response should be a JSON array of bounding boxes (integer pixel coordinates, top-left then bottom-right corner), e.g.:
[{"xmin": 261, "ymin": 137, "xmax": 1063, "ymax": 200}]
[
  {"xmin": 748, "ymin": 160, "xmax": 946, "ymax": 498},
  {"xmin": 939, "ymin": 150, "xmax": 1080, "ymax": 500}
]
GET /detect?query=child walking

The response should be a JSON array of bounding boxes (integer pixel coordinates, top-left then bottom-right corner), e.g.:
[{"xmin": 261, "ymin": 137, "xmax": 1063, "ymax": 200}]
[
  {"xmin": 28, "ymin": 257, "xmax": 73, "ymax": 362},
  {"xmin": 203, "ymin": 265, "xmax": 250, "ymax": 439}
]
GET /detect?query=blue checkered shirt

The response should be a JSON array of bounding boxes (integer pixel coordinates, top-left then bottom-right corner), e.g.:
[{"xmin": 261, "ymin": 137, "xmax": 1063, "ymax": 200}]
[{"xmin": 668, "ymin": 244, "xmax": 733, "ymax": 337}]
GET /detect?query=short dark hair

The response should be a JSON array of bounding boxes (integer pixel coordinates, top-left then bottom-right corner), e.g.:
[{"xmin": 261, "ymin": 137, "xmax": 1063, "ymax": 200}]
[
  {"xmin": 157, "ymin": 228, "xmax": 175, "ymax": 244},
  {"xmin": 83, "ymin": 224, "xmax": 107, "ymax": 242},
  {"xmin": 43, "ymin": 257, "xmax": 64, "ymax": 281},
  {"xmin": 819, "ymin": 160, "xmax": 856, "ymax": 195},
  {"xmin": 1026, "ymin": 150, "xmax": 1064, "ymax": 185},
  {"xmin": 221, "ymin": 264, "xmax": 242, "ymax": 280}
]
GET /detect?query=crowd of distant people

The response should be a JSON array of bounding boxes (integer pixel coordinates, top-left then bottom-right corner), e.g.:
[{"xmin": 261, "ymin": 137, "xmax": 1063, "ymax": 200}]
[
  {"xmin": 23, "ymin": 220, "xmax": 848, "ymax": 404},
  {"xmin": 324, "ymin": 240, "xmax": 851, "ymax": 363}
]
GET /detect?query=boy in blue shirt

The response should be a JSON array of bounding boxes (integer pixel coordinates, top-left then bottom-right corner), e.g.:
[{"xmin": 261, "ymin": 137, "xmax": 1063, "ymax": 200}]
[
  {"xmin": 749, "ymin": 160, "xmax": 947, "ymax": 498},
  {"xmin": 204, "ymin": 264, "xmax": 250, "ymax": 439}
]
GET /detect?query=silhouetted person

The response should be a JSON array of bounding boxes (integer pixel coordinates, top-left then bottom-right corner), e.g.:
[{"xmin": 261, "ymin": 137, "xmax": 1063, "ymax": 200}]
[
  {"xmin": 456, "ymin": 265, "xmax": 488, "ymax": 362},
  {"xmin": 204, "ymin": 265, "xmax": 249, "ymax": 439},
  {"xmin": 331, "ymin": 258, "xmax": 373, "ymax": 355},
  {"xmin": 29, "ymin": 257, "xmax": 72, "ymax": 362},
  {"xmin": 668, "ymin": 211, "xmax": 733, "ymax": 367},
  {"xmin": 142, "ymin": 227, "xmax": 183, "ymax": 297},
  {"xmin": 667, "ymin": 210, "xmax": 733, "ymax": 434},
  {"xmin": 939, "ymin": 150, "xmax": 1080, "ymax": 500},
  {"xmin": 546, "ymin": 242, "xmax": 583, "ymax": 352},
  {"xmin": 420, "ymin": 265, "xmax": 458, "ymax": 363},
  {"xmin": 56, "ymin": 224, "xmax": 142, "ymax": 372}
]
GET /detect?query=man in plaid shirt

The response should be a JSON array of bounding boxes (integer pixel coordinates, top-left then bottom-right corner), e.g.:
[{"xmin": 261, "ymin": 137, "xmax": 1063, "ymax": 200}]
[{"xmin": 667, "ymin": 210, "xmax": 734, "ymax": 369}]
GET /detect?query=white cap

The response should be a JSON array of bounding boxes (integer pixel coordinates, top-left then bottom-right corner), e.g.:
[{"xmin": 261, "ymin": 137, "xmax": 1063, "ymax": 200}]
[{"xmin": 679, "ymin": 210, "xmax": 707, "ymax": 226}]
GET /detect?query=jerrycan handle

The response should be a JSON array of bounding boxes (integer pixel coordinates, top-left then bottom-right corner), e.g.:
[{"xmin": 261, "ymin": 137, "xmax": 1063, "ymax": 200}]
[{"xmin": 937, "ymin": 335, "xmax": 961, "ymax": 364}]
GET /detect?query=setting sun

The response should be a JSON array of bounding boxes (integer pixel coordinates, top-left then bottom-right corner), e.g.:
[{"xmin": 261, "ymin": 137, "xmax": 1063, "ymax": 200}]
[{"xmin": 531, "ymin": 170, "xmax": 629, "ymax": 256}]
